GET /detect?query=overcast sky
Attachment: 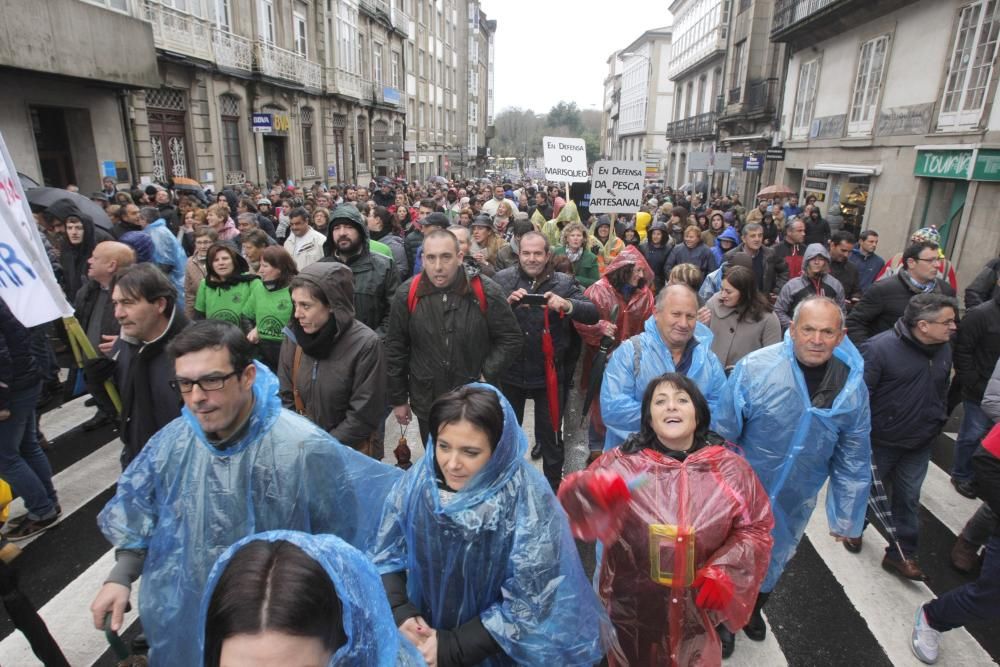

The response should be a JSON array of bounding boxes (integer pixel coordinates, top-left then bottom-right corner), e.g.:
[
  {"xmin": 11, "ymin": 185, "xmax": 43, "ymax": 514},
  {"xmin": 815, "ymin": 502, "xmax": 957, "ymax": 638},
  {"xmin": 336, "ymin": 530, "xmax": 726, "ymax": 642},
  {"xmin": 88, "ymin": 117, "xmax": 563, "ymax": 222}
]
[{"xmin": 480, "ymin": 0, "xmax": 672, "ymax": 115}]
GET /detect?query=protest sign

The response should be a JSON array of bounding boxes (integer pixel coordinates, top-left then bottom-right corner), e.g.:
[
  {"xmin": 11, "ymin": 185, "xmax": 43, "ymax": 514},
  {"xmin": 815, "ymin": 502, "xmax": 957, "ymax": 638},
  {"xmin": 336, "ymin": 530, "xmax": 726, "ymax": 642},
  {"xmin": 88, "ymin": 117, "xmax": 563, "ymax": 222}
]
[
  {"xmin": 0, "ymin": 132, "xmax": 74, "ymax": 327},
  {"xmin": 543, "ymin": 136, "xmax": 588, "ymax": 183},
  {"xmin": 589, "ymin": 160, "xmax": 644, "ymax": 213}
]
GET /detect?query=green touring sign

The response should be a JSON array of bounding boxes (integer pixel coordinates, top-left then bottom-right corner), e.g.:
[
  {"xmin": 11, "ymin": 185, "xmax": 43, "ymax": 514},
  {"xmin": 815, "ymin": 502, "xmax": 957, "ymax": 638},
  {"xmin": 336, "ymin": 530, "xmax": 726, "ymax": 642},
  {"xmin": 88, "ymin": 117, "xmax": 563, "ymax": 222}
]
[{"xmin": 914, "ymin": 148, "xmax": 1000, "ymax": 182}]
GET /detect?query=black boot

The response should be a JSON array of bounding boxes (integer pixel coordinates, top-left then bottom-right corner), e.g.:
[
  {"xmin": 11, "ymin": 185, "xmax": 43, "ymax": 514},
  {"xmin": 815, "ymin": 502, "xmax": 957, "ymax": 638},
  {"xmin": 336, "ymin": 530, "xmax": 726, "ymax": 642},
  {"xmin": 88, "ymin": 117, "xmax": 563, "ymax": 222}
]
[
  {"xmin": 717, "ymin": 623, "xmax": 735, "ymax": 658},
  {"xmin": 743, "ymin": 592, "xmax": 770, "ymax": 641}
]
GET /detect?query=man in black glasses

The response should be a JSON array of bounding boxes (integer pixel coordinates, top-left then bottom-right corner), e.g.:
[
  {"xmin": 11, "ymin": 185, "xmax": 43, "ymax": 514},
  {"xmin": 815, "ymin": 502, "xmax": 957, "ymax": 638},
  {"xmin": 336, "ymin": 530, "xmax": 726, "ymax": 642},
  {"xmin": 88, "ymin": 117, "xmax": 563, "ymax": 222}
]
[{"xmin": 90, "ymin": 320, "xmax": 402, "ymax": 665}]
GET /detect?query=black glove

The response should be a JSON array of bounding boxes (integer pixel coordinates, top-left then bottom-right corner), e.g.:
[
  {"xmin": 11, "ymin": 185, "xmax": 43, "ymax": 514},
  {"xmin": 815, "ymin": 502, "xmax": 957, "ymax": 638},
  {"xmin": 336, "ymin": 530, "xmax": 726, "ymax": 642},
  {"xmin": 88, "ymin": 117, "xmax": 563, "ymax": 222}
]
[{"xmin": 82, "ymin": 357, "xmax": 116, "ymax": 385}]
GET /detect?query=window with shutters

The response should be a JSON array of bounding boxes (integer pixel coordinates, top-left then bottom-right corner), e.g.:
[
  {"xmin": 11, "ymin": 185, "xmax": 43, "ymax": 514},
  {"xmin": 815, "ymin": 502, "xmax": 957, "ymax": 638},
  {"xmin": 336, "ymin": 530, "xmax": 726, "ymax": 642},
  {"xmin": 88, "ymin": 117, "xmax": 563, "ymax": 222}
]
[
  {"xmin": 301, "ymin": 107, "xmax": 315, "ymax": 171},
  {"xmin": 939, "ymin": 0, "xmax": 1000, "ymax": 130},
  {"xmin": 791, "ymin": 58, "xmax": 821, "ymax": 139},
  {"xmin": 848, "ymin": 35, "xmax": 890, "ymax": 136}
]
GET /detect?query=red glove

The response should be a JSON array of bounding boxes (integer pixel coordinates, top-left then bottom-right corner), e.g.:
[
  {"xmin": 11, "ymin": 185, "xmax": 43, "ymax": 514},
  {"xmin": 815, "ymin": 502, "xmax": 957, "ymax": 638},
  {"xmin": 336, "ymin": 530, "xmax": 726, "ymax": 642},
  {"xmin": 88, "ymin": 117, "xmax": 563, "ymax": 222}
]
[
  {"xmin": 693, "ymin": 567, "xmax": 734, "ymax": 611},
  {"xmin": 557, "ymin": 469, "xmax": 632, "ymax": 543}
]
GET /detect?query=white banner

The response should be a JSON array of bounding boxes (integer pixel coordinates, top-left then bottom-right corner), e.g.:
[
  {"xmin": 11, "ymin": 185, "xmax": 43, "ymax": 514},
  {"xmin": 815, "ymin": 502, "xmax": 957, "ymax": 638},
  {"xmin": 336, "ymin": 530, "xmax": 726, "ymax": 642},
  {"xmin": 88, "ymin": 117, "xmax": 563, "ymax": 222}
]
[
  {"xmin": 589, "ymin": 160, "xmax": 644, "ymax": 213},
  {"xmin": 0, "ymin": 132, "xmax": 73, "ymax": 327},
  {"xmin": 542, "ymin": 136, "xmax": 589, "ymax": 183}
]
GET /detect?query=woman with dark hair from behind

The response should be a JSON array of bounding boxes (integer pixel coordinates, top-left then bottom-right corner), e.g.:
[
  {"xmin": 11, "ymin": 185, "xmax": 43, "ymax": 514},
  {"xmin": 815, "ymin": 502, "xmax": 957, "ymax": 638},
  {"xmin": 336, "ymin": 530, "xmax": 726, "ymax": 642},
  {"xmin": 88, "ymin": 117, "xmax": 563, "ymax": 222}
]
[
  {"xmin": 372, "ymin": 383, "xmax": 617, "ymax": 666},
  {"xmin": 244, "ymin": 246, "xmax": 297, "ymax": 372},
  {"xmin": 559, "ymin": 373, "xmax": 774, "ymax": 663},
  {"xmin": 367, "ymin": 205, "xmax": 409, "ymax": 280},
  {"xmin": 705, "ymin": 265, "xmax": 781, "ymax": 373},
  {"xmin": 201, "ymin": 530, "xmax": 423, "ymax": 666}
]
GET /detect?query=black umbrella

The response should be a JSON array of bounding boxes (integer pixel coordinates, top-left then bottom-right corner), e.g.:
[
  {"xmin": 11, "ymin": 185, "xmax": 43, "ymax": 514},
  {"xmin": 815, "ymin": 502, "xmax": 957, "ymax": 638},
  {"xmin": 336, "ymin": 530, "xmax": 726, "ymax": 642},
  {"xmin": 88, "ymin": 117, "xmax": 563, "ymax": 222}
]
[
  {"xmin": 26, "ymin": 188, "xmax": 112, "ymax": 231},
  {"xmin": 17, "ymin": 172, "xmax": 40, "ymax": 190},
  {"xmin": 867, "ymin": 461, "xmax": 915, "ymax": 569},
  {"xmin": 580, "ymin": 303, "xmax": 620, "ymax": 424}
]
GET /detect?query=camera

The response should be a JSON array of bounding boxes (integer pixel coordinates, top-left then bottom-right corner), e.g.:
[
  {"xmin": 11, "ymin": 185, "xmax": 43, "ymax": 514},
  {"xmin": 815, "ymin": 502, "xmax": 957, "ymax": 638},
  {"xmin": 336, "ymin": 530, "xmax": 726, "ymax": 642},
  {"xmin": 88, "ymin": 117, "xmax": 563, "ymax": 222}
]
[{"xmin": 519, "ymin": 293, "xmax": 548, "ymax": 306}]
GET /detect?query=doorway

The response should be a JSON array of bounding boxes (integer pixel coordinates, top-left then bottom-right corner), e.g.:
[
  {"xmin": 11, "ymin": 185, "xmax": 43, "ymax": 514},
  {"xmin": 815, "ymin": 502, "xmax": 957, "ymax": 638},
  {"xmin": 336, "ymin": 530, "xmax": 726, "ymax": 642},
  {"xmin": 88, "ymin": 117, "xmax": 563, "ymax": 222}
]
[
  {"xmin": 31, "ymin": 106, "xmax": 76, "ymax": 188},
  {"xmin": 263, "ymin": 136, "xmax": 287, "ymax": 186},
  {"xmin": 920, "ymin": 179, "xmax": 967, "ymax": 254}
]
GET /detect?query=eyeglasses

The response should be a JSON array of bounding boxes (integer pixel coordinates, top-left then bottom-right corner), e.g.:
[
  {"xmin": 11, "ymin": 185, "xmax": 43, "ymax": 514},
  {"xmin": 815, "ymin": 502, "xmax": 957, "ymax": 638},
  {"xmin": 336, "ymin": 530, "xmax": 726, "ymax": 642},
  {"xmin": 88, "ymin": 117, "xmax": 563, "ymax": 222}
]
[
  {"xmin": 927, "ymin": 318, "xmax": 957, "ymax": 326},
  {"xmin": 170, "ymin": 370, "xmax": 241, "ymax": 394},
  {"xmin": 913, "ymin": 256, "xmax": 939, "ymax": 264}
]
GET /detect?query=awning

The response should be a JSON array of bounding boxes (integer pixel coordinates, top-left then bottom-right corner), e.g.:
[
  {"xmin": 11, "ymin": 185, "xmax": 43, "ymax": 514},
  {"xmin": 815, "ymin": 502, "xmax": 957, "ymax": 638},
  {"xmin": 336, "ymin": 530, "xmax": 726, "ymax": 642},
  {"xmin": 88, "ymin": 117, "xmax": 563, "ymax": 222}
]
[{"xmin": 812, "ymin": 163, "xmax": 882, "ymax": 176}]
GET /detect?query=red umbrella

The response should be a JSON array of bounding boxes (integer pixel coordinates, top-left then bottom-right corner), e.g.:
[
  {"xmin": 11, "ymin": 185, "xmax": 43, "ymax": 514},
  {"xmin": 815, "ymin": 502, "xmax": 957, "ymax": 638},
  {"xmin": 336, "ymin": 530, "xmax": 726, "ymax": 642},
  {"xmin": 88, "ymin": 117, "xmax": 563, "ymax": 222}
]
[{"xmin": 541, "ymin": 307, "xmax": 561, "ymax": 433}]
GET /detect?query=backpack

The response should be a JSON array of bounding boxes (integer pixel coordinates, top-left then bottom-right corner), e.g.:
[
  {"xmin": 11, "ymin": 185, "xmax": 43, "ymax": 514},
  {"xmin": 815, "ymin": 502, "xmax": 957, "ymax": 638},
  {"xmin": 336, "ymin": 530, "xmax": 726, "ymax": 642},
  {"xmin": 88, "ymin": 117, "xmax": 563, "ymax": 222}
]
[{"xmin": 407, "ymin": 273, "xmax": 488, "ymax": 314}]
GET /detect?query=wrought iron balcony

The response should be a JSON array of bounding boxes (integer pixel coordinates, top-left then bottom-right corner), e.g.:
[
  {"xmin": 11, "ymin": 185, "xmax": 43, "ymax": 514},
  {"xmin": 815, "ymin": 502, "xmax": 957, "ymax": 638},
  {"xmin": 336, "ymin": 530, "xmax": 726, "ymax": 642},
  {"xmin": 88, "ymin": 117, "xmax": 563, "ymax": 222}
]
[
  {"xmin": 254, "ymin": 41, "xmax": 322, "ymax": 91},
  {"xmin": 666, "ymin": 112, "xmax": 717, "ymax": 141},
  {"xmin": 390, "ymin": 4, "xmax": 410, "ymax": 36},
  {"xmin": 729, "ymin": 86, "xmax": 743, "ymax": 105},
  {"xmin": 745, "ymin": 78, "xmax": 778, "ymax": 115},
  {"xmin": 144, "ymin": 0, "xmax": 213, "ymax": 62},
  {"xmin": 212, "ymin": 29, "xmax": 253, "ymax": 74},
  {"xmin": 772, "ymin": 0, "xmax": 919, "ymax": 46}
]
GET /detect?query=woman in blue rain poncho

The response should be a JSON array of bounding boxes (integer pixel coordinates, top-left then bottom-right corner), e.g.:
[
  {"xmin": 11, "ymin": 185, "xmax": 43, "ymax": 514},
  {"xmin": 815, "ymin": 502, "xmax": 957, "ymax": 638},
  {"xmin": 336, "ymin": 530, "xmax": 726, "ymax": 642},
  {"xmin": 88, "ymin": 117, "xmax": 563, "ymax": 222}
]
[
  {"xmin": 200, "ymin": 530, "xmax": 423, "ymax": 666},
  {"xmin": 97, "ymin": 323, "xmax": 402, "ymax": 667},
  {"xmin": 372, "ymin": 383, "xmax": 617, "ymax": 666}
]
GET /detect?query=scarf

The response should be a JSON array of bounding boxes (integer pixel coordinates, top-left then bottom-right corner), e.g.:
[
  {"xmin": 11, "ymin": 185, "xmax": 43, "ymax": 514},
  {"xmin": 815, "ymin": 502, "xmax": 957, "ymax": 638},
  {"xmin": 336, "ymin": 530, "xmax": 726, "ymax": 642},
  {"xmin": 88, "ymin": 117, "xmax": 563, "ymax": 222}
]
[
  {"xmin": 290, "ymin": 316, "xmax": 339, "ymax": 360},
  {"xmin": 566, "ymin": 247, "xmax": 583, "ymax": 262}
]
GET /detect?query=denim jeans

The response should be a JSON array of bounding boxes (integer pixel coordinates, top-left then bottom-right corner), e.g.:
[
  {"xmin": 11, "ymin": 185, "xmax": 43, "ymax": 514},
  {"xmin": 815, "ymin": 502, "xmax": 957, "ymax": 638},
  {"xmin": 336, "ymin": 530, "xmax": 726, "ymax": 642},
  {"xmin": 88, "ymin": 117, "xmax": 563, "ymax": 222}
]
[
  {"xmin": 872, "ymin": 444, "xmax": 932, "ymax": 559},
  {"xmin": 0, "ymin": 384, "xmax": 58, "ymax": 519},
  {"xmin": 926, "ymin": 534, "xmax": 1000, "ymax": 632},
  {"xmin": 961, "ymin": 504, "xmax": 999, "ymax": 547},
  {"xmin": 953, "ymin": 401, "xmax": 994, "ymax": 482}
]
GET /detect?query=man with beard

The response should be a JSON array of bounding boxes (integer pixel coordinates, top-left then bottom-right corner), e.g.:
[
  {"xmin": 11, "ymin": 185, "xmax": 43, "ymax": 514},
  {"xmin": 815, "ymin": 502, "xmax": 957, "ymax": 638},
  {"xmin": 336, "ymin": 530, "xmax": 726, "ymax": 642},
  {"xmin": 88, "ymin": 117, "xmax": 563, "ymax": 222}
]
[{"xmin": 321, "ymin": 205, "xmax": 399, "ymax": 337}]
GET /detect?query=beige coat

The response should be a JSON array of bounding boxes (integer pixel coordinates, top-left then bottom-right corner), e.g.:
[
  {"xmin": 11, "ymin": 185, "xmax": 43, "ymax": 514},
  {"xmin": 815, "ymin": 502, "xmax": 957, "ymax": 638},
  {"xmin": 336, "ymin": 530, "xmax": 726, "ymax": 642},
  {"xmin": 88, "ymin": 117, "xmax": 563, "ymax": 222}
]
[
  {"xmin": 706, "ymin": 292, "xmax": 782, "ymax": 371},
  {"xmin": 183, "ymin": 256, "xmax": 207, "ymax": 320}
]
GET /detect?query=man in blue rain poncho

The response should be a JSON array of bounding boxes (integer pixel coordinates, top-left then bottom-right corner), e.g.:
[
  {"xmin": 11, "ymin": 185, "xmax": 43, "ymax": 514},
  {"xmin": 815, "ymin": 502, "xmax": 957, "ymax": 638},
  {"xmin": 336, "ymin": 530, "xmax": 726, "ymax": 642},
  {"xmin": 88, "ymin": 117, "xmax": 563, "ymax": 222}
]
[
  {"xmin": 89, "ymin": 320, "xmax": 401, "ymax": 666},
  {"xmin": 715, "ymin": 296, "xmax": 871, "ymax": 653},
  {"xmin": 601, "ymin": 283, "xmax": 727, "ymax": 450},
  {"xmin": 372, "ymin": 383, "xmax": 619, "ymax": 666},
  {"xmin": 199, "ymin": 530, "xmax": 423, "ymax": 666}
]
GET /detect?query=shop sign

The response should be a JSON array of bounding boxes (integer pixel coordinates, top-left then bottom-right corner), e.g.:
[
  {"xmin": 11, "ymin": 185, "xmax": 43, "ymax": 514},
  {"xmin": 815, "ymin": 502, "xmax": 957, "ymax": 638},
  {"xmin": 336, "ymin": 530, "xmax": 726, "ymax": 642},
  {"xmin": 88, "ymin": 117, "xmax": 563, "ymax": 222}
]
[
  {"xmin": 252, "ymin": 113, "xmax": 272, "ymax": 133},
  {"xmin": 382, "ymin": 87, "xmax": 401, "ymax": 106},
  {"xmin": 765, "ymin": 147, "xmax": 786, "ymax": 161},
  {"xmin": 271, "ymin": 114, "xmax": 290, "ymax": 133},
  {"xmin": 972, "ymin": 149, "xmax": 1000, "ymax": 182},
  {"xmin": 743, "ymin": 153, "xmax": 764, "ymax": 171},
  {"xmin": 913, "ymin": 150, "xmax": 973, "ymax": 180}
]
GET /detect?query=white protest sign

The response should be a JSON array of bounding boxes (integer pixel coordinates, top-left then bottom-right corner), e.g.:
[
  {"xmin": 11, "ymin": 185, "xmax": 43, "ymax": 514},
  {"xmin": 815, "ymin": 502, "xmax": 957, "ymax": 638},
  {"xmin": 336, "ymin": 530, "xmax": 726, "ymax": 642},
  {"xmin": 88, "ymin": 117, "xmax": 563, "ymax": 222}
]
[
  {"xmin": 0, "ymin": 132, "xmax": 74, "ymax": 327},
  {"xmin": 589, "ymin": 160, "xmax": 644, "ymax": 213},
  {"xmin": 542, "ymin": 136, "xmax": 589, "ymax": 183}
]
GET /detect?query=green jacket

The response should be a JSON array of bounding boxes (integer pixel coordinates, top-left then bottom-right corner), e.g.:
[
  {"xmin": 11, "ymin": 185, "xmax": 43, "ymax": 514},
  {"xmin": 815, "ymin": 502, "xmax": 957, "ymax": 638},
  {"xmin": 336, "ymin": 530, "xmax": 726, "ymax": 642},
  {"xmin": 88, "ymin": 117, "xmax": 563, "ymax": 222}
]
[
  {"xmin": 553, "ymin": 246, "xmax": 600, "ymax": 287},
  {"xmin": 243, "ymin": 281, "xmax": 292, "ymax": 342}
]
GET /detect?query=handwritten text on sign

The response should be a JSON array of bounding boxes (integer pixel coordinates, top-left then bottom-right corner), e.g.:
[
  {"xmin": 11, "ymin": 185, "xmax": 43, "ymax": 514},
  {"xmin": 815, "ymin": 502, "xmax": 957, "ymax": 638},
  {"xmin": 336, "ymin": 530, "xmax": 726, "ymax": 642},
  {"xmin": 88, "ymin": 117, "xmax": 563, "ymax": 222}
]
[
  {"xmin": 589, "ymin": 161, "xmax": 644, "ymax": 213},
  {"xmin": 542, "ymin": 136, "xmax": 589, "ymax": 183}
]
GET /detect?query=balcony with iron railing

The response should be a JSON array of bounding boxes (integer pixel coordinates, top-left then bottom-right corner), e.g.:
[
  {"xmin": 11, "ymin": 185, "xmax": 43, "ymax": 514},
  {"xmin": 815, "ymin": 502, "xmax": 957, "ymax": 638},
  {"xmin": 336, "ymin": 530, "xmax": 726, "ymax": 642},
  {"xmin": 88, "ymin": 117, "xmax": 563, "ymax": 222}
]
[
  {"xmin": 254, "ymin": 41, "xmax": 323, "ymax": 91},
  {"xmin": 212, "ymin": 28, "xmax": 253, "ymax": 74},
  {"xmin": 144, "ymin": 0, "xmax": 213, "ymax": 62},
  {"xmin": 720, "ymin": 78, "xmax": 780, "ymax": 121},
  {"xmin": 389, "ymin": 4, "xmax": 411, "ymax": 37},
  {"xmin": 666, "ymin": 112, "xmax": 718, "ymax": 141},
  {"xmin": 771, "ymin": 0, "xmax": 919, "ymax": 45}
]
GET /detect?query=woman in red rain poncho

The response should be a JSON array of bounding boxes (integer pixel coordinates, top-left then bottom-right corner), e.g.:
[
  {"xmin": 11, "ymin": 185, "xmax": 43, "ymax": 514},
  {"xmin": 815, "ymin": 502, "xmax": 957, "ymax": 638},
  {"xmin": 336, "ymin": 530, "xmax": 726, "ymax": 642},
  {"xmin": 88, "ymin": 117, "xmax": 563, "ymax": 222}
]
[
  {"xmin": 574, "ymin": 246, "xmax": 655, "ymax": 463},
  {"xmin": 560, "ymin": 373, "xmax": 774, "ymax": 666}
]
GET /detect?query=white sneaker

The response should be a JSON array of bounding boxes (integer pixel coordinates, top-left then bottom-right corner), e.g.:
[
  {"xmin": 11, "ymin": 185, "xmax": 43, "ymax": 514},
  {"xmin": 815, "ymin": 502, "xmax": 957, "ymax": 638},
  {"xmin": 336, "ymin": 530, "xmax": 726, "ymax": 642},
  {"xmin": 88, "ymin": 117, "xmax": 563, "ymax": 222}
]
[{"xmin": 911, "ymin": 605, "xmax": 940, "ymax": 664}]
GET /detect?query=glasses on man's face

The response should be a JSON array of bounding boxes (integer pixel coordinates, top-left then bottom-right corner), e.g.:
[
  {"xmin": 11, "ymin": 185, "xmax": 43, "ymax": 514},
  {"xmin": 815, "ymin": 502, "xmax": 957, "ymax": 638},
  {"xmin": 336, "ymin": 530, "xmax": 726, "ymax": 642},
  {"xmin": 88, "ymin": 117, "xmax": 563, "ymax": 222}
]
[
  {"xmin": 914, "ymin": 256, "xmax": 939, "ymax": 264},
  {"xmin": 170, "ymin": 370, "xmax": 241, "ymax": 394},
  {"xmin": 928, "ymin": 318, "xmax": 957, "ymax": 327}
]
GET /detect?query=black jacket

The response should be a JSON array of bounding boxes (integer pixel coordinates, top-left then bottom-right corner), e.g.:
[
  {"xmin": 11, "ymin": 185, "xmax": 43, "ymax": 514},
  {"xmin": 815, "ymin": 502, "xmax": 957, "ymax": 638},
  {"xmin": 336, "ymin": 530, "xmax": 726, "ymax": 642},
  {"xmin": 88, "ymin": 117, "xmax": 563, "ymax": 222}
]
[
  {"xmin": 863, "ymin": 320, "xmax": 952, "ymax": 449},
  {"xmin": 385, "ymin": 267, "xmax": 523, "ymax": 420},
  {"xmin": 74, "ymin": 280, "xmax": 119, "ymax": 345},
  {"xmin": 321, "ymin": 214, "xmax": 400, "ymax": 337},
  {"xmin": 846, "ymin": 270, "xmax": 955, "ymax": 347},
  {"xmin": 492, "ymin": 265, "xmax": 598, "ymax": 388},
  {"xmin": 403, "ymin": 226, "xmax": 424, "ymax": 277},
  {"xmin": 804, "ymin": 216, "xmax": 831, "ymax": 246},
  {"xmin": 113, "ymin": 306, "xmax": 189, "ymax": 466},
  {"xmin": 965, "ymin": 257, "xmax": 1000, "ymax": 308},
  {"xmin": 0, "ymin": 300, "xmax": 40, "ymax": 411},
  {"xmin": 973, "ymin": 443, "xmax": 1000, "ymax": 537},
  {"xmin": 724, "ymin": 243, "xmax": 789, "ymax": 294},
  {"xmin": 829, "ymin": 258, "xmax": 861, "ymax": 300},
  {"xmin": 954, "ymin": 292, "xmax": 1000, "ymax": 403}
]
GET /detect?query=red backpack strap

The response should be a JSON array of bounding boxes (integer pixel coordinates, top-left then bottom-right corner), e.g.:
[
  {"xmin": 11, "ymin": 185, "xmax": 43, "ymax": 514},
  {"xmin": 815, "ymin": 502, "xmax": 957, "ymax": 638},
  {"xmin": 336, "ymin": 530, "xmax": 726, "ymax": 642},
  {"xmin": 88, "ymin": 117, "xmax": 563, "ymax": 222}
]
[
  {"xmin": 471, "ymin": 276, "xmax": 488, "ymax": 314},
  {"xmin": 407, "ymin": 274, "xmax": 422, "ymax": 314}
]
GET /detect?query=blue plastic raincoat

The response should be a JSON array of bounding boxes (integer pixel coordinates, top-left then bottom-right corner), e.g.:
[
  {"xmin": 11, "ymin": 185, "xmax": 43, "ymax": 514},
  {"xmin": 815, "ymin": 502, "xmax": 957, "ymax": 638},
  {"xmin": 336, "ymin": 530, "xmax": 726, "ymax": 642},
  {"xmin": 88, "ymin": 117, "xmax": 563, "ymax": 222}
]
[
  {"xmin": 371, "ymin": 383, "xmax": 617, "ymax": 666},
  {"xmin": 600, "ymin": 317, "xmax": 727, "ymax": 450},
  {"xmin": 145, "ymin": 217, "xmax": 187, "ymax": 300},
  {"xmin": 198, "ymin": 530, "xmax": 424, "ymax": 666},
  {"xmin": 714, "ymin": 334, "xmax": 871, "ymax": 592},
  {"xmin": 98, "ymin": 363, "xmax": 402, "ymax": 666}
]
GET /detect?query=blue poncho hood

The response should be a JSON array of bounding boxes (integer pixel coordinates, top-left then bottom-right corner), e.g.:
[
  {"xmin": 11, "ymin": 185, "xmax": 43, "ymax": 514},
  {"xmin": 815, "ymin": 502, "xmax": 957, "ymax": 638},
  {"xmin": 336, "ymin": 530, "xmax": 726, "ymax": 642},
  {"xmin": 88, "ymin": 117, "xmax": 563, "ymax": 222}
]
[
  {"xmin": 198, "ymin": 530, "xmax": 424, "ymax": 666},
  {"xmin": 371, "ymin": 383, "xmax": 617, "ymax": 665},
  {"xmin": 714, "ymin": 333, "xmax": 872, "ymax": 591},
  {"xmin": 99, "ymin": 363, "xmax": 403, "ymax": 665}
]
